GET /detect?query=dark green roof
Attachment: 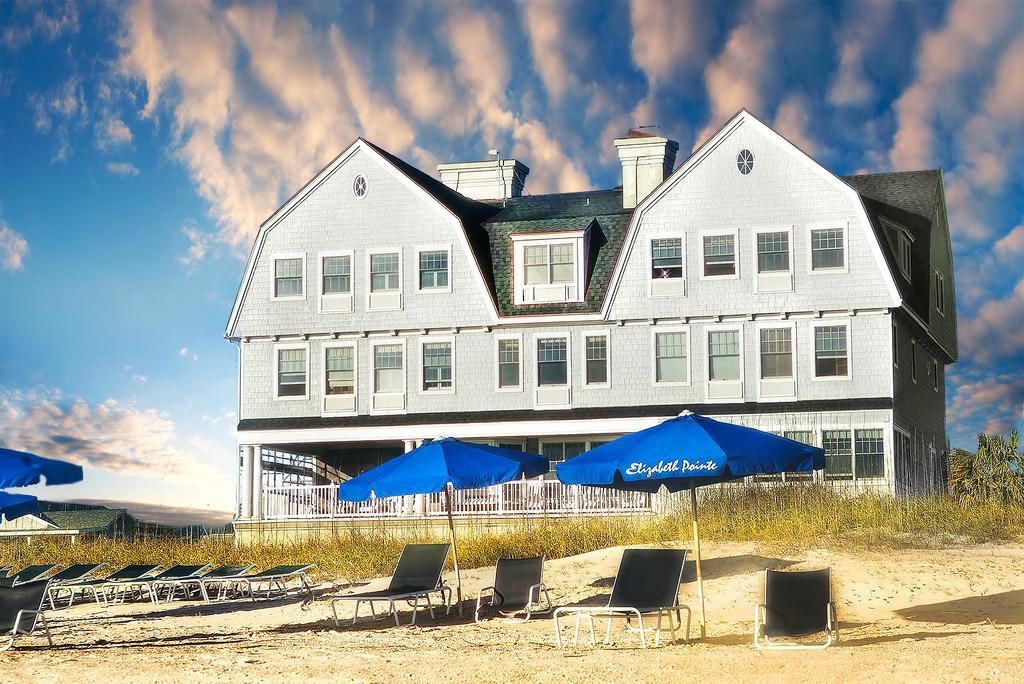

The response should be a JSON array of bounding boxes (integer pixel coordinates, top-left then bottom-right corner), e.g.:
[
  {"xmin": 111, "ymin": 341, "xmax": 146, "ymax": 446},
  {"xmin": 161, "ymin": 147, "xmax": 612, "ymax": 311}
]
[
  {"xmin": 482, "ymin": 190, "xmax": 633, "ymax": 315},
  {"xmin": 41, "ymin": 509, "xmax": 127, "ymax": 531},
  {"xmin": 844, "ymin": 171, "xmax": 942, "ymax": 329},
  {"xmin": 843, "ymin": 170, "xmax": 940, "ymax": 220}
]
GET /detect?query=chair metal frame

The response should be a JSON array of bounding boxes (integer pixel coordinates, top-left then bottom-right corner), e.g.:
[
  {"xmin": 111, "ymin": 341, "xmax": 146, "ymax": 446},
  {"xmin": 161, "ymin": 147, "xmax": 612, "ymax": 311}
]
[
  {"xmin": 753, "ymin": 568, "xmax": 837, "ymax": 650},
  {"xmin": 553, "ymin": 549, "xmax": 691, "ymax": 649},
  {"xmin": 1, "ymin": 581, "xmax": 53, "ymax": 652},
  {"xmin": 158, "ymin": 565, "xmax": 257, "ymax": 603},
  {"xmin": 203, "ymin": 565, "xmax": 316, "ymax": 603},
  {"xmin": 50, "ymin": 565, "xmax": 165, "ymax": 608},
  {"xmin": 331, "ymin": 545, "xmax": 452, "ymax": 627},
  {"xmin": 474, "ymin": 556, "xmax": 553, "ymax": 624}
]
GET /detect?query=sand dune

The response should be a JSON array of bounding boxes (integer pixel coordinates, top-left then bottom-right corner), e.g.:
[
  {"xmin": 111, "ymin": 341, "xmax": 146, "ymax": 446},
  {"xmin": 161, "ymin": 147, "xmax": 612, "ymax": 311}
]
[{"xmin": 5, "ymin": 542, "xmax": 1023, "ymax": 682}]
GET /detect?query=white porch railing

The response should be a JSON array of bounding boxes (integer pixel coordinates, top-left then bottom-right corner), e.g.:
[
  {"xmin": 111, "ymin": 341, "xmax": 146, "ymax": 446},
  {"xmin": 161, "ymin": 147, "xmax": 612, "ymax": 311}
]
[{"xmin": 261, "ymin": 480, "xmax": 654, "ymax": 521}]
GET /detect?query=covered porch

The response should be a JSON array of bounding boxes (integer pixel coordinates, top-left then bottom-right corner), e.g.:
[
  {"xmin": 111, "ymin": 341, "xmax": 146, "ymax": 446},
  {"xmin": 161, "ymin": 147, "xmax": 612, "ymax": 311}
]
[{"xmin": 235, "ymin": 438, "xmax": 657, "ymax": 523}]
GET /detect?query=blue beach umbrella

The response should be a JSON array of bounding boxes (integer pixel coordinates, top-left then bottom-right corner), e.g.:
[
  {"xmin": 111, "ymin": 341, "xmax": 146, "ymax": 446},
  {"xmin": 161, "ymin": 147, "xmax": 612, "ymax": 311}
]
[
  {"xmin": 339, "ymin": 437, "xmax": 548, "ymax": 613},
  {"xmin": 556, "ymin": 410, "xmax": 825, "ymax": 637},
  {"xmin": 0, "ymin": 447, "xmax": 84, "ymax": 488},
  {"xmin": 0, "ymin": 491, "xmax": 38, "ymax": 521}
]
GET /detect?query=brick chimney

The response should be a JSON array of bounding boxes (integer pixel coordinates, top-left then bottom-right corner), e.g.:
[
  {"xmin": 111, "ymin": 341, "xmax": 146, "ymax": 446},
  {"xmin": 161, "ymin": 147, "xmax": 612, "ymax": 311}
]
[
  {"xmin": 437, "ymin": 159, "xmax": 529, "ymax": 200},
  {"xmin": 613, "ymin": 129, "xmax": 679, "ymax": 209}
]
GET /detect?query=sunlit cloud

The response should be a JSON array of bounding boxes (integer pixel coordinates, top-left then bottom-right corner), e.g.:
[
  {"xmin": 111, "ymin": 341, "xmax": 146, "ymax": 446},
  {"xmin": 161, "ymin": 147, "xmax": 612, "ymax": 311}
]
[
  {"xmin": 0, "ymin": 221, "xmax": 29, "ymax": 272},
  {"xmin": 105, "ymin": 161, "xmax": 139, "ymax": 176},
  {"xmin": 0, "ymin": 387, "xmax": 224, "ymax": 483}
]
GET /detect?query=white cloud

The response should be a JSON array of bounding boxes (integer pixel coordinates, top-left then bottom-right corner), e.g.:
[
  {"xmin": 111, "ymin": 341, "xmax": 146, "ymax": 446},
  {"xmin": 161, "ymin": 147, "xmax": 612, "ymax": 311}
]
[
  {"xmin": 179, "ymin": 223, "xmax": 213, "ymax": 267},
  {"xmin": 0, "ymin": 387, "xmax": 222, "ymax": 483},
  {"xmin": 958, "ymin": 278, "xmax": 1024, "ymax": 365},
  {"xmin": 28, "ymin": 77, "xmax": 87, "ymax": 162},
  {"xmin": 0, "ymin": 221, "xmax": 29, "ymax": 271},
  {"xmin": 1, "ymin": 3, "xmax": 79, "ymax": 50},
  {"xmin": 773, "ymin": 94, "xmax": 817, "ymax": 156},
  {"xmin": 179, "ymin": 347, "xmax": 198, "ymax": 361},
  {"xmin": 105, "ymin": 161, "xmax": 139, "ymax": 176},
  {"xmin": 696, "ymin": 0, "xmax": 777, "ymax": 146},
  {"xmin": 828, "ymin": 39, "xmax": 875, "ymax": 107},
  {"xmin": 522, "ymin": 2, "xmax": 578, "ymax": 101},
  {"xmin": 948, "ymin": 372, "xmax": 1023, "ymax": 437},
  {"xmin": 96, "ymin": 117, "xmax": 133, "ymax": 150},
  {"xmin": 994, "ymin": 223, "xmax": 1024, "ymax": 259}
]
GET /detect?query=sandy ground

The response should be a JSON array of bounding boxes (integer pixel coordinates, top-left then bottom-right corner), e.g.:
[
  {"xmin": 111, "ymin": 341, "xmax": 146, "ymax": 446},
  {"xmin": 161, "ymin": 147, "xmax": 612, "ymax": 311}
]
[{"xmin": 4, "ymin": 542, "xmax": 1024, "ymax": 683}]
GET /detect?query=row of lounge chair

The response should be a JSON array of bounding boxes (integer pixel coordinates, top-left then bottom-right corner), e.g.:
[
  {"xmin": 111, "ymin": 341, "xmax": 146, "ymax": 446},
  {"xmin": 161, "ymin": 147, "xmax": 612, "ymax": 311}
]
[
  {"xmin": 329, "ymin": 544, "xmax": 835, "ymax": 650},
  {"xmin": 2, "ymin": 548, "xmax": 836, "ymax": 652}
]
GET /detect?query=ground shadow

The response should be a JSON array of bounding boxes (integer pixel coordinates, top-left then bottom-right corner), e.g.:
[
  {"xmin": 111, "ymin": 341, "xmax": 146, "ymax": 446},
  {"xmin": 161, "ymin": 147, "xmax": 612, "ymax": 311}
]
[
  {"xmin": 838, "ymin": 630, "xmax": 970, "ymax": 647},
  {"xmin": 895, "ymin": 590, "xmax": 1024, "ymax": 625},
  {"xmin": 683, "ymin": 555, "xmax": 799, "ymax": 582},
  {"xmin": 589, "ymin": 576, "xmax": 615, "ymax": 588},
  {"xmin": 21, "ymin": 631, "xmax": 249, "ymax": 652}
]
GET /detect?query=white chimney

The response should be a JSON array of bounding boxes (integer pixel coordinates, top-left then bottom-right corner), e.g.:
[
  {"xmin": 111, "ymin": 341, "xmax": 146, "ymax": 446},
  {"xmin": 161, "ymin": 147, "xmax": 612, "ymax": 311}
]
[
  {"xmin": 437, "ymin": 159, "xmax": 529, "ymax": 200},
  {"xmin": 613, "ymin": 129, "xmax": 679, "ymax": 209}
]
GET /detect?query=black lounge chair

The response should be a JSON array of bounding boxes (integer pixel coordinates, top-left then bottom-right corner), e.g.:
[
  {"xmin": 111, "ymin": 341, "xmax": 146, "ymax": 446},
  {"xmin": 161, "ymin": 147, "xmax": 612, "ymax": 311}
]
[
  {"xmin": 553, "ymin": 548, "xmax": 691, "ymax": 648},
  {"xmin": 475, "ymin": 556, "xmax": 552, "ymax": 623},
  {"xmin": 44, "ymin": 563, "xmax": 108, "ymax": 608},
  {"xmin": 331, "ymin": 543, "xmax": 452, "ymax": 626},
  {"xmin": 51, "ymin": 564, "xmax": 164, "ymax": 607},
  {"xmin": 0, "ymin": 565, "xmax": 11, "ymax": 578},
  {"xmin": 1, "ymin": 564, "xmax": 62, "ymax": 587},
  {"xmin": 1, "ymin": 580, "xmax": 53, "ymax": 651},
  {"xmin": 754, "ymin": 568, "xmax": 837, "ymax": 649},
  {"xmin": 159, "ymin": 564, "xmax": 257, "ymax": 602},
  {"xmin": 205, "ymin": 564, "xmax": 316, "ymax": 602}
]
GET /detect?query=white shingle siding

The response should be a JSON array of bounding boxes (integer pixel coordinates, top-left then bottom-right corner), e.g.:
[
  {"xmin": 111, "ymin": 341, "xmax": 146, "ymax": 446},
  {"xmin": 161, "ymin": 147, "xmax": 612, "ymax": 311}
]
[
  {"xmin": 231, "ymin": 147, "xmax": 494, "ymax": 339},
  {"xmin": 607, "ymin": 120, "xmax": 895, "ymax": 320},
  {"xmin": 240, "ymin": 314, "xmax": 894, "ymax": 420}
]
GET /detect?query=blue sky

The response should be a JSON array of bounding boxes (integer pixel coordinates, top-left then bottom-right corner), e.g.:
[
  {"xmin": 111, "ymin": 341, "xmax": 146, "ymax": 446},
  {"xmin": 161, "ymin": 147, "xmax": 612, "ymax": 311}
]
[{"xmin": 1, "ymin": 0, "xmax": 1021, "ymax": 520}]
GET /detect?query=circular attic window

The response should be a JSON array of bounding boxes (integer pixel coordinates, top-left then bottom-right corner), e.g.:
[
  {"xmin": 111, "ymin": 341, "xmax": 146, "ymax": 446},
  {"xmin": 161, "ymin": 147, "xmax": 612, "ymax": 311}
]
[
  {"xmin": 353, "ymin": 174, "xmax": 368, "ymax": 198},
  {"xmin": 737, "ymin": 149, "xmax": 754, "ymax": 175}
]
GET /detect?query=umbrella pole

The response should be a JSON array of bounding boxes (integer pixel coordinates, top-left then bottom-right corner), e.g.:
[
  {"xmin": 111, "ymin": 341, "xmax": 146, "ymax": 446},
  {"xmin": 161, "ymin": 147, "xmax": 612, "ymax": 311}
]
[
  {"xmin": 690, "ymin": 487, "xmax": 707, "ymax": 638},
  {"xmin": 445, "ymin": 485, "xmax": 464, "ymax": 616}
]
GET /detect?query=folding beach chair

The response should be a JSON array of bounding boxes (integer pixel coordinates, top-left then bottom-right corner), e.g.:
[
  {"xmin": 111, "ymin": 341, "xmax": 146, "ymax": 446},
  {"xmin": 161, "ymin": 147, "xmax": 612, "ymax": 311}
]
[
  {"xmin": 754, "ymin": 568, "xmax": 837, "ymax": 649},
  {"xmin": 51, "ymin": 564, "xmax": 164, "ymax": 607},
  {"xmin": 44, "ymin": 563, "xmax": 108, "ymax": 609},
  {"xmin": 1, "ymin": 564, "xmax": 62, "ymax": 587},
  {"xmin": 159, "ymin": 564, "xmax": 256, "ymax": 603},
  {"xmin": 0, "ymin": 565, "xmax": 11, "ymax": 578},
  {"xmin": 553, "ymin": 548, "xmax": 691, "ymax": 649},
  {"xmin": 475, "ymin": 556, "xmax": 552, "ymax": 623},
  {"xmin": 1, "ymin": 580, "xmax": 53, "ymax": 651},
  {"xmin": 207, "ymin": 565, "xmax": 316, "ymax": 602},
  {"xmin": 331, "ymin": 543, "xmax": 452, "ymax": 627},
  {"xmin": 118, "ymin": 564, "xmax": 213, "ymax": 604}
]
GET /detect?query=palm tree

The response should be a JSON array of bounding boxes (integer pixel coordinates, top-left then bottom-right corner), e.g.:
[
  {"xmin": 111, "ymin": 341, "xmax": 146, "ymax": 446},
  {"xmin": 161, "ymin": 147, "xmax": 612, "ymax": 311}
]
[{"xmin": 948, "ymin": 430, "xmax": 1023, "ymax": 506}]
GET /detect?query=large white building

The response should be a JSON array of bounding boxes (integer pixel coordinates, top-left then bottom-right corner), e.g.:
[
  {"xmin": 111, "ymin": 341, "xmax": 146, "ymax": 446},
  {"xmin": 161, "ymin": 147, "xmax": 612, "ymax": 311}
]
[{"xmin": 225, "ymin": 110, "xmax": 957, "ymax": 536}]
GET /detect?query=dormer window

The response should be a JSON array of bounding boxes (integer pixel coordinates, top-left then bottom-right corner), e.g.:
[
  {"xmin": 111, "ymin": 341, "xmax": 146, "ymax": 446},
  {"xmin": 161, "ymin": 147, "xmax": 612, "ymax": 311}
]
[
  {"xmin": 512, "ymin": 230, "xmax": 587, "ymax": 305},
  {"xmin": 897, "ymin": 232, "xmax": 912, "ymax": 281}
]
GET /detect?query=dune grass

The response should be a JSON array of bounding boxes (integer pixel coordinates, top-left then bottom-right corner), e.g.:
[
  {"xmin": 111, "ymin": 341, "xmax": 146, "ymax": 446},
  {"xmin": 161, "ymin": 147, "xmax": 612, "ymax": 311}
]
[{"xmin": 2, "ymin": 486, "xmax": 1021, "ymax": 583}]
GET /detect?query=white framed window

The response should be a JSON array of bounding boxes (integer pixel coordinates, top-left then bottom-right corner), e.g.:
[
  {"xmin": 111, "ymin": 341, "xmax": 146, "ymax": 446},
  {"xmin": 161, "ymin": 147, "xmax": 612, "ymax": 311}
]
[
  {"xmin": 706, "ymin": 325, "xmax": 744, "ymax": 400},
  {"xmin": 371, "ymin": 340, "xmax": 406, "ymax": 413},
  {"xmin": 897, "ymin": 232, "xmax": 912, "ymax": 281},
  {"xmin": 854, "ymin": 429, "xmax": 885, "ymax": 479},
  {"xmin": 701, "ymin": 231, "xmax": 738, "ymax": 279},
  {"xmin": 416, "ymin": 246, "xmax": 451, "ymax": 293},
  {"xmin": 512, "ymin": 232, "xmax": 586, "ymax": 305},
  {"xmin": 420, "ymin": 337, "xmax": 455, "ymax": 394},
  {"xmin": 583, "ymin": 331, "xmax": 610, "ymax": 388},
  {"xmin": 648, "ymin": 236, "xmax": 686, "ymax": 297},
  {"xmin": 494, "ymin": 334, "xmax": 523, "ymax": 392},
  {"xmin": 755, "ymin": 230, "xmax": 790, "ymax": 273},
  {"xmin": 323, "ymin": 341, "xmax": 357, "ymax": 415},
  {"xmin": 932, "ymin": 356, "xmax": 939, "ymax": 392},
  {"xmin": 823, "ymin": 429, "xmax": 853, "ymax": 481},
  {"xmin": 534, "ymin": 333, "xmax": 571, "ymax": 408},
  {"xmin": 809, "ymin": 225, "xmax": 847, "ymax": 272},
  {"xmin": 757, "ymin": 323, "xmax": 795, "ymax": 400},
  {"xmin": 273, "ymin": 343, "xmax": 309, "ymax": 400},
  {"xmin": 823, "ymin": 428, "xmax": 886, "ymax": 482},
  {"xmin": 651, "ymin": 327, "xmax": 690, "ymax": 386},
  {"xmin": 540, "ymin": 440, "xmax": 611, "ymax": 480},
  {"xmin": 911, "ymin": 339, "xmax": 918, "ymax": 383},
  {"xmin": 753, "ymin": 226, "xmax": 793, "ymax": 292},
  {"xmin": 318, "ymin": 250, "xmax": 353, "ymax": 313},
  {"xmin": 367, "ymin": 248, "xmax": 402, "ymax": 311},
  {"xmin": 272, "ymin": 253, "xmax": 306, "ymax": 300},
  {"xmin": 536, "ymin": 336, "xmax": 569, "ymax": 386},
  {"xmin": 934, "ymin": 271, "xmax": 945, "ymax": 315},
  {"xmin": 813, "ymin": 323, "xmax": 850, "ymax": 379}
]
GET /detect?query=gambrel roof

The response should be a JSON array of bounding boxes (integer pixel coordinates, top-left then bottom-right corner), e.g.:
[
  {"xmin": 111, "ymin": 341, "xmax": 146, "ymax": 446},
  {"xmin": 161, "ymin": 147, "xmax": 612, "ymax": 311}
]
[{"xmin": 226, "ymin": 111, "xmax": 955, "ymax": 360}]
